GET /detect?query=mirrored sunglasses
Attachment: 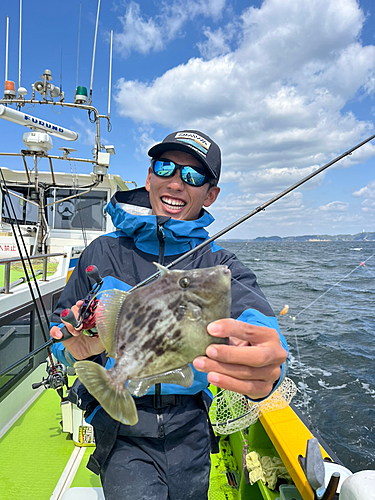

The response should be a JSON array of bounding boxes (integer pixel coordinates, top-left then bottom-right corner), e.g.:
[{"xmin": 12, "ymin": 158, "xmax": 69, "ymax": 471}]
[{"xmin": 151, "ymin": 159, "xmax": 210, "ymax": 187}]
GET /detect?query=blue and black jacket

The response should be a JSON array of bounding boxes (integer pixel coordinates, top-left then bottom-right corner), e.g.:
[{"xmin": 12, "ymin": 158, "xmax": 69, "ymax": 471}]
[{"xmin": 51, "ymin": 187, "xmax": 289, "ymax": 413}]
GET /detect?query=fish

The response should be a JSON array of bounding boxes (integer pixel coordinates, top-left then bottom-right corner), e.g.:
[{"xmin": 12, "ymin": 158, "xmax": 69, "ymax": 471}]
[{"xmin": 74, "ymin": 264, "xmax": 231, "ymax": 425}]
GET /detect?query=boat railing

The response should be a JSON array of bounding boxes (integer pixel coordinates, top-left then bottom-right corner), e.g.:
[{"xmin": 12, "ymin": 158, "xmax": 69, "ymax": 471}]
[{"xmin": 0, "ymin": 252, "xmax": 67, "ymax": 294}]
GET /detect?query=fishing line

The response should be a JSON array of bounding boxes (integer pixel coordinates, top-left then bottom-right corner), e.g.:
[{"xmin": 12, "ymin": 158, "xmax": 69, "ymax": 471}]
[
  {"xmin": 279, "ymin": 249, "xmax": 375, "ymax": 426},
  {"xmin": 69, "ymin": 159, "xmax": 88, "ymax": 247},
  {"xmin": 0, "ymin": 170, "xmax": 60, "ymax": 377},
  {"xmin": 290, "ymin": 251, "xmax": 375, "ymax": 321},
  {"xmin": 361, "ymin": 261, "xmax": 375, "ymax": 278},
  {"xmin": 172, "ymin": 239, "xmax": 272, "ymax": 309},
  {"xmin": 129, "ymin": 132, "xmax": 375, "ymax": 294},
  {"xmin": 0, "ymin": 178, "xmax": 50, "ymax": 340},
  {"xmin": 185, "ymin": 240, "xmax": 375, "ymax": 429}
]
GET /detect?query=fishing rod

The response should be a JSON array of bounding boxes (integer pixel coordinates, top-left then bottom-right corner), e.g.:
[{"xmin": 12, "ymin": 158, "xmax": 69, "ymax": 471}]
[
  {"xmin": 57, "ymin": 130, "xmax": 375, "ymax": 334},
  {"xmin": 5, "ymin": 131, "xmax": 375, "ymax": 358},
  {"xmin": 130, "ymin": 131, "xmax": 375, "ymax": 291},
  {"xmin": 0, "ymin": 170, "xmax": 71, "ymax": 396}
]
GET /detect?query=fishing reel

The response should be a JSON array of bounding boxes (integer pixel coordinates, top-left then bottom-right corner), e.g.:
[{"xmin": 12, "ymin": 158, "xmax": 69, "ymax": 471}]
[
  {"xmin": 32, "ymin": 360, "xmax": 69, "ymax": 400},
  {"xmin": 60, "ymin": 265, "xmax": 103, "ymax": 337}
]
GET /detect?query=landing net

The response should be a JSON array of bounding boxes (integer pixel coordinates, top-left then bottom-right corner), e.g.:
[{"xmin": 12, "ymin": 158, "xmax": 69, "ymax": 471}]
[{"xmin": 209, "ymin": 377, "xmax": 297, "ymax": 435}]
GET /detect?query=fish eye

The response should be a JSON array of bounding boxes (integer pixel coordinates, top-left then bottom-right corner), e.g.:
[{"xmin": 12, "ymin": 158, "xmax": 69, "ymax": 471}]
[{"xmin": 179, "ymin": 277, "xmax": 190, "ymax": 288}]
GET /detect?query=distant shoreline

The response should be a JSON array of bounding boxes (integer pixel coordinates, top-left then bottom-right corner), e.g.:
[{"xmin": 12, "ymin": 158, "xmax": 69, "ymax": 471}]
[{"xmin": 218, "ymin": 231, "xmax": 375, "ymax": 242}]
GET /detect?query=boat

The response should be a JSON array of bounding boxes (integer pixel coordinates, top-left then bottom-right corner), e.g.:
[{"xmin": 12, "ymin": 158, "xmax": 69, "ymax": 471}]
[{"xmin": 0, "ymin": 55, "xmax": 134, "ymax": 441}]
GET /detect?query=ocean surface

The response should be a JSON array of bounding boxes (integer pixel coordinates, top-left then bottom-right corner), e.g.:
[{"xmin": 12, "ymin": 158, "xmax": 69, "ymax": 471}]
[{"xmin": 218, "ymin": 240, "xmax": 375, "ymax": 473}]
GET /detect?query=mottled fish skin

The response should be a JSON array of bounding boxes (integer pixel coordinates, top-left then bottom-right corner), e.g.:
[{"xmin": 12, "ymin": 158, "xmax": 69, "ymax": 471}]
[{"xmin": 74, "ymin": 265, "xmax": 231, "ymax": 425}]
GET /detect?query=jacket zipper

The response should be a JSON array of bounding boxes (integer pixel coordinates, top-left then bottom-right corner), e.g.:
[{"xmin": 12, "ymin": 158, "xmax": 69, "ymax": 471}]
[
  {"xmin": 157, "ymin": 223, "xmax": 166, "ymax": 265},
  {"xmin": 155, "ymin": 222, "xmax": 166, "ymax": 420}
]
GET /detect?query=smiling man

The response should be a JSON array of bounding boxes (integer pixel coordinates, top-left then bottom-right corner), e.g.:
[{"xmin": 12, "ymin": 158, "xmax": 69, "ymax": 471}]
[
  {"xmin": 146, "ymin": 150, "xmax": 219, "ymax": 220},
  {"xmin": 50, "ymin": 130, "xmax": 288, "ymax": 500}
]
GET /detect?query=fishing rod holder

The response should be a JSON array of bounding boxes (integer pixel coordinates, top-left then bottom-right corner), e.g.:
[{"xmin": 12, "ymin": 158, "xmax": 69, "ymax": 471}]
[{"xmin": 299, "ymin": 438, "xmax": 341, "ymax": 500}]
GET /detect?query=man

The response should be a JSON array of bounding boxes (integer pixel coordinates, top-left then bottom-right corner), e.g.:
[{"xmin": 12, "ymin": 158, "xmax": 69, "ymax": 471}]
[{"xmin": 50, "ymin": 130, "xmax": 288, "ymax": 500}]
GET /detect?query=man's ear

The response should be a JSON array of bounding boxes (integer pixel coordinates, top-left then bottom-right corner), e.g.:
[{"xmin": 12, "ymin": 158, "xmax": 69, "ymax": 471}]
[
  {"xmin": 203, "ymin": 186, "xmax": 220, "ymax": 207},
  {"xmin": 145, "ymin": 167, "xmax": 152, "ymax": 192}
]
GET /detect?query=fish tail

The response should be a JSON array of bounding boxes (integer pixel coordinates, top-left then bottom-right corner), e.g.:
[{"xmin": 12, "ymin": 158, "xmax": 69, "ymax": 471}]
[{"xmin": 74, "ymin": 360, "xmax": 138, "ymax": 426}]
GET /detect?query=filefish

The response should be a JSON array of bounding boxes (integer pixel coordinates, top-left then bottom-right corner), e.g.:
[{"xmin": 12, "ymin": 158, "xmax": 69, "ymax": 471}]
[{"xmin": 74, "ymin": 264, "xmax": 231, "ymax": 426}]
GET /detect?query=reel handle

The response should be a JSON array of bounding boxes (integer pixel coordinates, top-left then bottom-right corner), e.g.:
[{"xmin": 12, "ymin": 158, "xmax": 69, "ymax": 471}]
[
  {"xmin": 32, "ymin": 380, "xmax": 46, "ymax": 389},
  {"xmin": 86, "ymin": 265, "xmax": 103, "ymax": 284}
]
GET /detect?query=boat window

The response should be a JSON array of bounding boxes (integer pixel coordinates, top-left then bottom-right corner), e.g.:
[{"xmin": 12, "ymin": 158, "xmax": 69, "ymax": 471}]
[
  {"xmin": 0, "ymin": 310, "xmax": 33, "ymax": 395},
  {"xmin": 1, "ymin": 188, "xmax": 39, "ymax": 225},
  {"xmin": 46, "ymin": 189, "xmax": 108, "ymax": 231}
]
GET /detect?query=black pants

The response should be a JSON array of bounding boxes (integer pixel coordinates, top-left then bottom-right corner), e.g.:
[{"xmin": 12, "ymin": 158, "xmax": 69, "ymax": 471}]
[{"xmin": 90, "ymin": 394, "xmax": 212, "ymax": 500}]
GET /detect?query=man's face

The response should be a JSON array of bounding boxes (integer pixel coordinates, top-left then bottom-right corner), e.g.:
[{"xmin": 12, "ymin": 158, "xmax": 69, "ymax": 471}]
[{"xmin": 145, "ymin": 150, "xmax": 220, "ymax": 221}]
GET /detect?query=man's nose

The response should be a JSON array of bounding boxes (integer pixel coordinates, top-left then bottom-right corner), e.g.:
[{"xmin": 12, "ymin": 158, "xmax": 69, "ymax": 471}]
[{"xmin": 166, "ymin": 170, "xmax": 184, "ymax": 189}]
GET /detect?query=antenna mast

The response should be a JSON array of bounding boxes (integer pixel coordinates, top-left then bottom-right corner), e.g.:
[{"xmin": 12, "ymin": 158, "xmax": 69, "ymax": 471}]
[
  {"xmin": 5, "ymin": 17, "xmax": 9, "ymax": 81},
  {"xmin": 76, "ymin": 2, "xmax": 82, "ymax": 90},
  {"xmin": 89, "ymin": 0, "xmax": 101, "ymax": 105},
  {"xmin": 108, "ymin": 29, "xmax": 113, "ymax": 120},
  {"xmin": 18, "ymin": 0, "xmax": 22, "ymax": 90}
]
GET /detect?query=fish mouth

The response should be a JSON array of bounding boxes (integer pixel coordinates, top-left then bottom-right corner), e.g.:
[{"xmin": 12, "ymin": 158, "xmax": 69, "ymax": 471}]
[{"xmin": 161, "ymin": 196, "xmax": 186, "ymax": 213}]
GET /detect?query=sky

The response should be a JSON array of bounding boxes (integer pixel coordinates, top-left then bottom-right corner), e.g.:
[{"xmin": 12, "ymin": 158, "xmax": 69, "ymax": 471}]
[{"xmin": 1, "ymin": 0, "xmax": 375, "ymax": 238}]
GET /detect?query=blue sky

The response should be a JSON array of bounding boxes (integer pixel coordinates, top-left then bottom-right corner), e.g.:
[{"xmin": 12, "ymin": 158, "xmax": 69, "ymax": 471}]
[{"xmin": 1, "ymin": 0, "xmax": 375, "ymax": 238}]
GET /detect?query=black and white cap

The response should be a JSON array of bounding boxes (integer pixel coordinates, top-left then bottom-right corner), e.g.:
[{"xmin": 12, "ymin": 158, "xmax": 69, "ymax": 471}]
[{"xmin": 148, "ymin": 130, "xmax": 221, "ymax": 180}]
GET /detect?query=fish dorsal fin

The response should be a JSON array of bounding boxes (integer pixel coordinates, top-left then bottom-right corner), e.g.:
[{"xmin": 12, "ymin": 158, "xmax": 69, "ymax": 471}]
[
  {"xmin": 153, "ymin": 262, "xmax": 169, "ymax": 277},
  {"xmin": 96, "ymin": 289, "xmax": 129, "ymax": 357}
]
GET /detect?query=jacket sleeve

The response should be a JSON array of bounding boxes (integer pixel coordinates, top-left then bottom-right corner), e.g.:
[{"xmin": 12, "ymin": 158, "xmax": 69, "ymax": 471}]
[
  {"xmin": 223, "ymin": 251, "xmax": 289, "ymax": 401},
  {"xmin": 50, "ymin": 249, "xmax": 93, "ymax": 366}
]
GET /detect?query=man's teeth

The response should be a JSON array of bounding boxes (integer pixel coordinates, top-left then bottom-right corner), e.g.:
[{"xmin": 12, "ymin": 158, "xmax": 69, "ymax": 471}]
[{"xmin": 162, "ymin": 197, "xmax": 186, "ymax": 208}]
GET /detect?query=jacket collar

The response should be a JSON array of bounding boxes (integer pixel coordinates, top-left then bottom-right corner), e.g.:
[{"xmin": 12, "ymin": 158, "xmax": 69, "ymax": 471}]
[{"xmin": 106, "ymin": 187, "xmax": 215, "ymax": 256}]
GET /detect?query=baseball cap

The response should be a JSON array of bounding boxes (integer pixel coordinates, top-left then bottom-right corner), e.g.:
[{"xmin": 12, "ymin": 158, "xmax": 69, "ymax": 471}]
[{"xmin": 148, "ymin": 130, "xmax": 221, "ymax": 180}]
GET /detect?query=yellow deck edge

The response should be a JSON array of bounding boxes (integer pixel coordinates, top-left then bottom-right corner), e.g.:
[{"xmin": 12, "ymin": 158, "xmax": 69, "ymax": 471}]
[{"xmin": 260, "ymin": 405, "xmax": 331, "ymax": 500}]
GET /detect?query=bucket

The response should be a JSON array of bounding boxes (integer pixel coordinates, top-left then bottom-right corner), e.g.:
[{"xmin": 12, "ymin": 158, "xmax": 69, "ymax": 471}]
[{"xmin": 278, "ymin": 484, "xmax": 303, "ymax": 500}]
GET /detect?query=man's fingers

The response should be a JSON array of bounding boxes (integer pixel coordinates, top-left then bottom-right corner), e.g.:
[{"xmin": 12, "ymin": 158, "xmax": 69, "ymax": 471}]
[
  {"xmin": 50, "ymin": 325, "xmax": 63, "ymax": 340},
  {"xmin": 193, "ymin": 355, "xmax": 282, "ymax": 381},
  {"xmin": 207, "ymin": 372, "xmax": 274, "ymax": 400},
  {"xmin": 50, "ymin": 322, "xmax": 80, "ymax": 341},
  {"xmin": 208, "ymin": 318, "xmax": 281, "ymax": 345},
  {"xmin": 205, "ymin": 343, "xmax": 287, "ymax": 367}
]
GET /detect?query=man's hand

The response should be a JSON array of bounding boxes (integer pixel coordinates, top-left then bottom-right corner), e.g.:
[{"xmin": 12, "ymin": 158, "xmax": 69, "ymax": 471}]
[
  {"xmin": 193, "ymin": 318, "xmax": 287, "ymax": 400},
  {"xmin": 50, "ymin": 300, "xmax": 105, "ymax": 360}
]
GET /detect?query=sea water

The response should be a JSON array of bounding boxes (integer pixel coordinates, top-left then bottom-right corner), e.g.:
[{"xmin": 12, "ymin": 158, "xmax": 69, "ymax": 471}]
[{"xmin": 218, "ymin": 240, "xmax": 375, "ymax": 473}]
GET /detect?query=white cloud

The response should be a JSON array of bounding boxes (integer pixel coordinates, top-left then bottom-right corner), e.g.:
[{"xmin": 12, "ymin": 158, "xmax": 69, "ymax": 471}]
[
  {"xmin": 319, "ymin": 201, "xmax": 349, "ymax": 211},
  {"xmin": 197, "ymin": 23, "xmax": 237, "ymax": 59},
  {"xmin": 73, "ymin": 117, "xmax": 97, "ymax": 146},
  {"xmin": 114, "ymin": 2, "xmax": 164, "ymax": 57},
  {"xmin": 112, "ymin": 0, "xmax": 375, "ymax": 239},
  {"xmin": 353, "ymin": 180, "xmax": 375, "ymax": 198},
  {"xmin": 114, "ymin": 0, "xmax": 375, "ymax": 199},
  {"xmin": 114, "ymin": 0, "xmax": 227, "ymax": 57},
  {"xmin": 213, "ymin": 190, "xmax": 304, "ymax": 212},
  {"xmin": 133, "ymin": 123, "xmax": 156, "ymax": 159},
  {"xmin": 361, "ymin": 199, "xmax": 375, "ymax": 211},
  {"xmin": 352, "ymin": 179, "xmax": 375, "ymax": 212}
]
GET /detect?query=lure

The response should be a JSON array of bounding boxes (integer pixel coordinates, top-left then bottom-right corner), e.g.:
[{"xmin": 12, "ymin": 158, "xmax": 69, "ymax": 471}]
[{"xmin": 280, "ymin": 305, "xmax": 289, "ymax": 316}]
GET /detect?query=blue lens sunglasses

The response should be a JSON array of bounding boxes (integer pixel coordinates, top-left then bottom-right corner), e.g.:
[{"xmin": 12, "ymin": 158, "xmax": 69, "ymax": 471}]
[{"xmin": 151, "ymin": 159, "xmax": 210, "ymax": 187}]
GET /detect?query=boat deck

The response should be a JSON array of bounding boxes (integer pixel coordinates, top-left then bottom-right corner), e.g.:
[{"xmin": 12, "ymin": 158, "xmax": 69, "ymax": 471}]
[{"xmin": 0, "ymin": 386, "xmax": 317, "ymax": 500}]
